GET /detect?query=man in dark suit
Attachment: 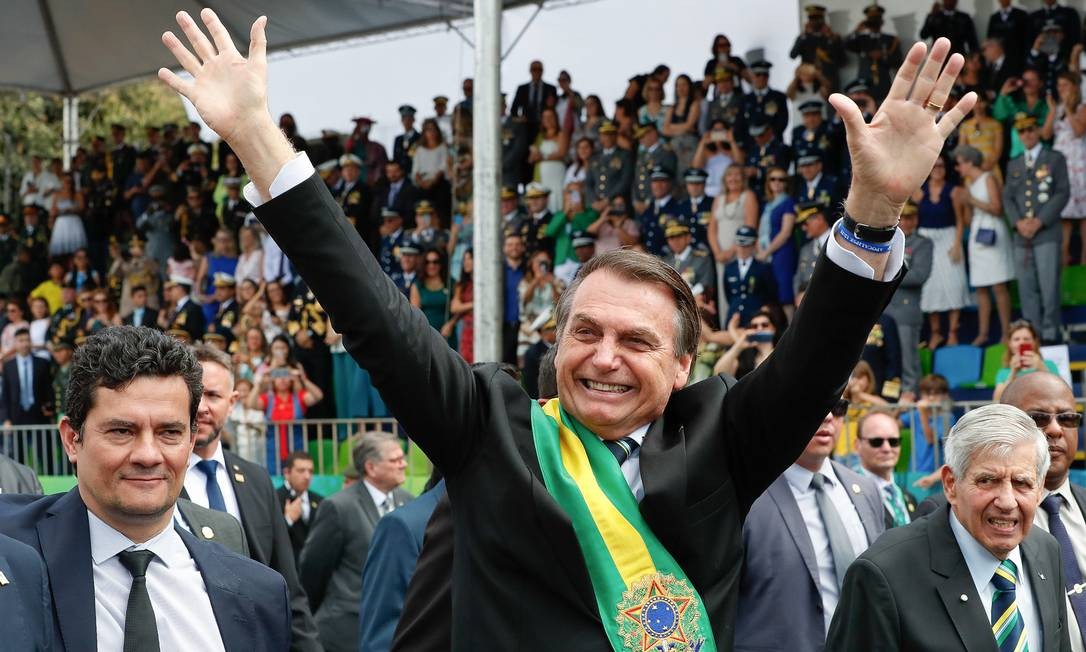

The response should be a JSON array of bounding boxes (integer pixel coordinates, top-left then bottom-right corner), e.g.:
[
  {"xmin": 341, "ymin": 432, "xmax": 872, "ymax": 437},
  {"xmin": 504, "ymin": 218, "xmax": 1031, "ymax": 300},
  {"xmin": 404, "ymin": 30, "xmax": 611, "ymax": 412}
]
[
  {"xmin": 300, "ymin": 432, "xmax": 412, "ymax": 652},
  {"xmin": 372, "ymin": 160, "xmax": 419, "ymax": 230},
  {"xmin": 988, "ymin": 1, "xmax": 1031, "ymax": 70},
  {"xmin": 0, "ymin": 532, "xmax": 52, "ymax": 651},
  {"xmin": 275, "ymin": 450, "xmax": 323, "ymax": 563},
  {"xmin": 981, "ymin": 38, "xmax": 1022, "ymax": 96},
  {"xmin": 511, "ymin": 60, "xmax": 557, "ymax": 141},
  {"xmin": 734, "ymin": 401, "xmax": 886, "ymax": 650},
  {"xmin": 159, "ymin": 275, "xmax": 206, "ymax": 341},
  {"xmin": 501, "ymin": 95, "xmax": 530, "ymax": 192},
  {"xmin": 1030, "ymin": 0, "xmax": 1081, "ymax": 62},
  {"xmin": 2, "ymin": 328, "xmax": 53, "ymax": 428},
  {"xmin": 184, "ymin": 344, "xmax": 322, "ymax": 652},
  {"xmin": 161, "ymin": 16, "xmax": 974, "ymax": 650},
  {"xmin": 1001, "ymin": 372, "xmax": 1086, "ymax": 649},
  {"xmin": 358, "ymin": 478, "xmax": 445, "ymax": 652},
  {"xmin": 391, "ymin": 105, "xmax": 420, "ymax": 175},
  {"xmin": 1003, "ymin": 113, "xmax": 1070, "ymax": 343},
  {"xmin": 0, "ymin": 327, "xmax": 291, "ymax": 652},
  {"xmin": 827, "ymin": 404, "xmax": 1072, "ymax": 651},
  {"xmin": 121, "ymin": 285, "xmax": 160, "ymax": 329},
  {"xmin": 853, "ymin": 410, "xmax": 918, "ymax": 527}
]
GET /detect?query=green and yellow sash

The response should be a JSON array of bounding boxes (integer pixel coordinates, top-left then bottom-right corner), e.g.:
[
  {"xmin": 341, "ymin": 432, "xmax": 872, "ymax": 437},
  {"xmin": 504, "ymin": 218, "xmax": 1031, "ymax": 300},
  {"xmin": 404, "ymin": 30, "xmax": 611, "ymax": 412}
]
[{"xmin": 530, "ymin": 399, "xmax": 716, "ymax": 652}]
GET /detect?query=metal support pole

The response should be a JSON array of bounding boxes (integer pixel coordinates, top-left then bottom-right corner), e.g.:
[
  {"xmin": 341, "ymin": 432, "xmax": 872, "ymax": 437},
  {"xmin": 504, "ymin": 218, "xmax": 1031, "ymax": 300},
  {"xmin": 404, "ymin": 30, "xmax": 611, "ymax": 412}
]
[
  {"xmin": 61, "ymin": 95, "xmax": 79, "ymax": 170},
  {"xmin": 472, "ymin": 0, "xmax": 503, "ymax": 363}
]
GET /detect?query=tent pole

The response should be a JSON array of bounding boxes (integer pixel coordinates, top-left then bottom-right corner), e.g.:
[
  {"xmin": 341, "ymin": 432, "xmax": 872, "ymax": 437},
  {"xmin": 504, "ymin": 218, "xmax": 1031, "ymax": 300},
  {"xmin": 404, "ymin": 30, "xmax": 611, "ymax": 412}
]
[
  {"xmin": 472, "ymin": 0, "xmax": 503, "ymax": 364},
  {"xmin": 61, "ymin": 95, "xmax": 79, "ymax": 170}
]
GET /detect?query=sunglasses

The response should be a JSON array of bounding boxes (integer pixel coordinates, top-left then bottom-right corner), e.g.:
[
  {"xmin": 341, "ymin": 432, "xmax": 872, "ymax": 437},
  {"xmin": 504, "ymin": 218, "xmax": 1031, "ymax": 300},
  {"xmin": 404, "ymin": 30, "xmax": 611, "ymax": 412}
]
[
  {"xmin": 831, "ymin": 399, "xmax": 849, "ymax": 418},
  {"xmin": 861, "ymin": 437, "xmax": 901, "ymax": 448},
  {"xmin": 1027, "ymin": 411, "xmax": 1082, "ymax": 428}
]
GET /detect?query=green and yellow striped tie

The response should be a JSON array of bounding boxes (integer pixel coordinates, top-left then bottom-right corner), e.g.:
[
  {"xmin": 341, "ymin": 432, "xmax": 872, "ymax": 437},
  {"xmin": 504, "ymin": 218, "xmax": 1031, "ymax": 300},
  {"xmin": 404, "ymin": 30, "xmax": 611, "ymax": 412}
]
[{"xmin": 991, "ymin": 558, "xmax": 1028, "ymax": 652}]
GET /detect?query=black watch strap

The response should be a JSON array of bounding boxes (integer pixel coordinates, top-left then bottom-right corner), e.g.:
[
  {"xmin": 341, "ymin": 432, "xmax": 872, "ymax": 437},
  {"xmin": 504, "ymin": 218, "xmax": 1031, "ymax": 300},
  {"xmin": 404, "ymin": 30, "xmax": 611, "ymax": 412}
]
[{"xmin": 841, "ymin": 212, "xmax": 898, "ymax": 244}]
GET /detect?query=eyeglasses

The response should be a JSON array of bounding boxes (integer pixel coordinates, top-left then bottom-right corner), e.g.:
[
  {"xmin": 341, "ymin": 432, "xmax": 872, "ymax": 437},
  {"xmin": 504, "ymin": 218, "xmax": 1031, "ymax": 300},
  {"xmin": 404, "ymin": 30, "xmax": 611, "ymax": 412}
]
[
  {"xmin": 831, "ymin": 399, "xmax": 849, "ymax": 417},
  {"xmin": 860, "ymin": 437, "xmax": 901, "ymax": 448},
  {"xmin": 768, "ymin": 177, "xmax": 788, "ymax": 182},
  {"xmin": 1027, "ymin": 411, "xmax": 1083, "ymax": 428}
]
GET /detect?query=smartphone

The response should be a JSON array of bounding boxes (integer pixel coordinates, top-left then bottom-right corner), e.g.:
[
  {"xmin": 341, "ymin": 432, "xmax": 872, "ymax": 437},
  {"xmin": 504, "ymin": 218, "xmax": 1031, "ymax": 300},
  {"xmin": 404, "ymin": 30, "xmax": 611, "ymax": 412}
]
[
  {"xmin": 711, "ymin": 131, "xmax": 728, "ymax": 143},
  {"xmin": 748, "ymin": 331, "xmax": 774, "ymax": 344},
  {"xmin": 1019, "ymin": 342, "xmax": 1034, "ymax": 355},
  {"xmin": 539, "ymin": 262, "xmax": 549, "ymax": 275}
]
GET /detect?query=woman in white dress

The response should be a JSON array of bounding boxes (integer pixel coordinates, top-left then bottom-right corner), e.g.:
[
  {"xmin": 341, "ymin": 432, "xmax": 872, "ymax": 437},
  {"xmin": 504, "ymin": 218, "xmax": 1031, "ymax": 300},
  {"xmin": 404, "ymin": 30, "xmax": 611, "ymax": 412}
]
[
  {"xmin": 1042, "ymin": 72, "xmax": 1086, "ymax": 265},
  {"xmin": 707, "ymin": 164, "xmax": 759, "ymax": 318},
  {"xmin": 954, "ymin": 145, "xmax": 1015, "ymax": 345},
  {"xmin": 531, "ymin": 107, "xmax": 569, "ymax": 212},
  {"xmin": 48, "ymin": 173, "xmax": 88, "ymax": 257}
]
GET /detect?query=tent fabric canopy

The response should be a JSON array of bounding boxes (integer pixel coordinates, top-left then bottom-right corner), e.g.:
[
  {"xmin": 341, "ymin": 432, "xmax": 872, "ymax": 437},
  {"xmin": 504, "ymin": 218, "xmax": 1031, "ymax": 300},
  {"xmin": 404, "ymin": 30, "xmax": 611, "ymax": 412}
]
[{"xmin": 2, "ymin": 0, "xmax": 537, "ymax": 95}]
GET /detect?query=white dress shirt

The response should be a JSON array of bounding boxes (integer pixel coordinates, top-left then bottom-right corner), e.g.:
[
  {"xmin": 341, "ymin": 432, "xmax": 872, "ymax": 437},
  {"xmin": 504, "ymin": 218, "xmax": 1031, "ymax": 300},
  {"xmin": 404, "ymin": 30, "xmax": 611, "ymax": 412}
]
[
  {"xmin": 949, "ymin": 509, "xmax": 1042, "ymax": 652},
  {"xmin": 783, "ymin": 458, "xmax": 872, "ymax": 634},
  {"xmin": 1033, "ymin": 478, "xmax": 1086, "ymax": 652},
  {"xmin": 183, "ymin": 444, "xmax": 243, "ymax": 523},
  {"xmin": 88, "ymin": 509, "xmax": 226, "ymax": 652}
]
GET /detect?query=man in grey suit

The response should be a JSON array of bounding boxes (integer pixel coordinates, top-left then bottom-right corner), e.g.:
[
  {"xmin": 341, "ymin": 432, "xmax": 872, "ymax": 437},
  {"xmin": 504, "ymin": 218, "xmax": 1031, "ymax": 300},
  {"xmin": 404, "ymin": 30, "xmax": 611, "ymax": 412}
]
[
  {"xmin": 0, "ymin": 453, "xmax": 41, "ymax": 495},
  {"xmin": 1003, "ymin": 112, "xmax": 1070, "ymax": 343},
  {"xmin": 734, "ymin": 399, "xmax": 886, "ymax": 651},
  {"xmin": 793, "ymin": 198, "xmax": 833, "ymax": 298},
  {"xmin": 885, "ymin": 201, "xmax": 933, "ymax": 399},
  {"xmin": 827, "ymin": 404, "xmax": 1071, "ymax": 651},
  {"xmin": 300, "ymin": 432, "xmax": 413, "ymax": 652}
]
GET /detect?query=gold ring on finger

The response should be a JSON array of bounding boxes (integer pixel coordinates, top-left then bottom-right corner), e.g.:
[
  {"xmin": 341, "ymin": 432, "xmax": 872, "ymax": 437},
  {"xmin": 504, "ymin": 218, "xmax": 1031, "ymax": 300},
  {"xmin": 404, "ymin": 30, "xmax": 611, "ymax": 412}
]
[{"xmin": 925, "ymin": 101, "xmax": 944, "ymax": 112}]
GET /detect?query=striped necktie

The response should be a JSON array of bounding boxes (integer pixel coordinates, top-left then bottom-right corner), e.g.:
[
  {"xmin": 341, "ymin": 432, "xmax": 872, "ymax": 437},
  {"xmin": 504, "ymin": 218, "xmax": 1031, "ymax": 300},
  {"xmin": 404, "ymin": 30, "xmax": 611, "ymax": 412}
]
[
  {"xmin": 991, "ymin": 558, "xmax": 1029, "ymax": 652},
  {"xmin": 882, "ymin": 483, "xmax": 908, "ymax": 528},
  {"xmin": 604, "ymin": 437, "xmax": 640, "ymax": 466}
]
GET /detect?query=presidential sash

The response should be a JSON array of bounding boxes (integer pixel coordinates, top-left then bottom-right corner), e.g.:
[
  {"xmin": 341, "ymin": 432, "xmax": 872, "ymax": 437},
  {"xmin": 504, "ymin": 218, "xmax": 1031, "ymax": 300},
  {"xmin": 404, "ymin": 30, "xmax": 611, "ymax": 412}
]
[{"xmin": 530, "ymin": 399, "xmax": 716, "ymax": 652}]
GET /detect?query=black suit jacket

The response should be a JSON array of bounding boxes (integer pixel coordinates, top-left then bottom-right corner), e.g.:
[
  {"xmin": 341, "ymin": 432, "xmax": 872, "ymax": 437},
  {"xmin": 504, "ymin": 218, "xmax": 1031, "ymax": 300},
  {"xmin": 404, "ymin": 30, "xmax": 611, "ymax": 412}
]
[
  {"xmin": 827, "ymin": 503, "xmax": 1070, "ymax": 651},
  {"xmin": 371, "ymin": 179, "xmax": 420, "ymax": 230},
  {"xmin": 0, "ymin": 531, "xmax": 52, "ymax": 651},
  {"xmin": 0, "ymin": 489, "xmax": 290, "ymax": 652},
  {"xmin": 2, "ymin": 356, "xmax": 52, "ymax": 425},
  {"xmin": 253, "ymin": 173, "xmax": 901, "ymax": 650},
  {"xmin": 121, "ymin": 307, "xmax": 161, "ymax": 329},
  {"xmin": 167, "ymin": 298, "xmax": 206, "ymax": 341},
  {"xmin": 275, "ymin": 484, "xmax": 323, "ymax": 563},
  {"xmin": 988, "ymin": 7, "xmax": 1031, "ymax": 69},
  {"xmin": 511, "ymin": 81, "xmax": 558, "ymax": 126}
]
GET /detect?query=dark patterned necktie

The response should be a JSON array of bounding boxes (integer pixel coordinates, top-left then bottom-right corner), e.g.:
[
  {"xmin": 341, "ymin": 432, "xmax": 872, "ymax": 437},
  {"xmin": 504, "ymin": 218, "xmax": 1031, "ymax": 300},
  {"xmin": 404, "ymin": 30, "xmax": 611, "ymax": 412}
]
[
  {"xmin": 118, "ymin": 549, "xmax": 160, "ymax": 652},
  {"xmin": 604, "ymin": 437, "xmax": 640, "ymax": 465}
]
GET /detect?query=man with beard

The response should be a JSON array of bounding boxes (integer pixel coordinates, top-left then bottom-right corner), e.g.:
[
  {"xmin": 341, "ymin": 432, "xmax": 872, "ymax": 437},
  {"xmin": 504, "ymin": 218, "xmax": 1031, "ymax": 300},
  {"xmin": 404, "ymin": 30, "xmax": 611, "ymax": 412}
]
[{"xmin": 183, "ymin": 344, "xmax": 322, "ymax": 652}]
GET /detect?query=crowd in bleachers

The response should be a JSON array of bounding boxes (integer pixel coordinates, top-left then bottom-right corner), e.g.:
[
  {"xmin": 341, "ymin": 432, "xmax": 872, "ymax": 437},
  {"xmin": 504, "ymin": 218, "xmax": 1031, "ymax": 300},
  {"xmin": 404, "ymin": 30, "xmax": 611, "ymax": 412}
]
[{"xmin": 4, "ymin": 2, "xmax": 1086, "ymax": 471}]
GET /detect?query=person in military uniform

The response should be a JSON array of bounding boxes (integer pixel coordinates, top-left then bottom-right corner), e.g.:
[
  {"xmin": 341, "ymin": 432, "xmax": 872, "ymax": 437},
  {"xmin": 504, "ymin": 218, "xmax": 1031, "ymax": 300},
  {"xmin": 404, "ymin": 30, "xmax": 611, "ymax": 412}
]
[
  {"xmin": 345, "ymin": 116, "xmax": 389, "ymax": 187},
  {"xmin": 638, "ymin": 167, "xmax": 682, "ymax": 257},
  {"xmin": 107, "ymin": 123, "xmax": 138, "ymax": 192},
  {"xmin": 50, "ymin": 339, "xmax": 73, "ymax": 419},
  {"xmin": 392, "ymin": 105, "xmax": 421, "ymax": 175},
  {"xmin": 220, "ymin": 176, "xmax": 253, "ymax": 233},
  {"xmin": 159, "ymin": 275, "xmax": 206, "ymax": 342},
  {"xmin": 791, "ymin": 99, "xmax": 838, "ymax": 171},
  {"xmin": 208, "ymin": 272, "xmax": 240, "ymax": 347},
  {"xmin": 744, "ymin": 120, "xmax": 793, "ymax": 199},
  {"xmin": 662, "ymin": 220, "xmax": 716, "ymax": 315},
  {"xmin": 113, "ymin": 234, "xmax": 161, "ymax": 315},
  {"xmin": 0, "ymin": 214, "xmax": 20, "ymax": 275},
  {"xmin": 331, "ymin": 153, "xmax": 377, "ymax": 250},
  {"xmin": 500, "ymin": 186, "xmax": 526, "ymax": 231},
  {"xmin": 792, "ymin": 199, "xmax": 832, "ymax": 297},
  {"xmin": 920, "ymin": 0, "xmax": 979, "ymax": 56},
  {"xmin": 861, "ymin": 311, "xmax": 904, "ymax": 402},
  {"xmin": 828, "ymin": 79, "xmax": 877, "ymax": 179},
  {"xmin": 790, "ymin": 5, "xmax": 847, "ymax": 89},
  {"xmin": 377, "ymin": 208, "xmax": 408, "ymax": 278},
  {"xmin": 884, "ymin": 202, "xmax": 933, "ymax": 399},
  {"xmin": 632, "ymin": 121, "xmax": 678, "ymax": 214},
  {"xmin": 501, "ymin": 95, "xmax": 529, "ymax": 191},
  {"xmin": 18, "ymin": 205, "xmax": 49, "ymax": 283},
  {"xmin": 515, "ymin": 183, "xmax": 555, "ymax": 257},
  {"xmin": 846, "ymin": 5, "xmax": 904, "ymax": 103},
  {"xmin": 288, "ymin": 287, "xmax": 334, "ymax": 419},
  {"xmin": 737, "ymin": 61, "xmax": 789, "ymax": 141},
  {"xmin": 675, "ymin": 168, "xmax": 714, "ymax": 251},
  {"xmin": 1004, "ymin": 112, "xmax": 1070, "ymax": 343},
  {"xmin": 700, "ymin": 69, "xmax": 743, "ymax": 134},
  {"xmin": 722, "ymin": 225, "xmax": 777, "ymax": 326},
  {"xmin": 793, "ymin": 149, "xmax": 842, "ymax": 209},
  {"xmin": 389, "ymin": 244, "xmax": 420, "ymax": 296},
  {"xmin": 47, "ymin": 283, "xmax": 82, "ymax": 348},
  {"xmin": 407, "ymin": 200, "xmax": 450, "ymax": 252},
  {"xmin": 433, "ymin": 95, "xmax": 454, "ymax": 144},
  {"xmin": 1029, "ymin": 0, "xmax": 1082, "ymax": 63},
  {"xmin": 203, "ymin": 332, "xmax": 229, "ymax": 352},
  {"xmin": 585, "ymin": 121, "xmax": 633, "ymax": 213}
]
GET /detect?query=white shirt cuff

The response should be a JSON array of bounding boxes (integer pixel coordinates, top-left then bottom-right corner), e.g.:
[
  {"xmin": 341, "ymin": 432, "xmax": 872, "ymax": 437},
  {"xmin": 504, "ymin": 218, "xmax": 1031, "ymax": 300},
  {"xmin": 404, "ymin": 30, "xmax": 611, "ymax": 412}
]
[
  {"xmin": 825, "ymin": 218, "xmax": 905, "ymax": 282},
  {"xmin": 242, "ymin": 153, "xmax": 315, "ymax": 207}
]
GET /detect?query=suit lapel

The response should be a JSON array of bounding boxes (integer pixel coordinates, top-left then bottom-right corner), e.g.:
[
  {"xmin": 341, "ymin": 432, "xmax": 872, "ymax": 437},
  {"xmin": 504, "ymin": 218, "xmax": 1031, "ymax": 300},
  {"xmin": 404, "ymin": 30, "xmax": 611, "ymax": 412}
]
[
  {"xmin": 223, "ymin": 452, "xmax": 263, "ymax": 556},
  {"xmin": 638, "ymin": 420, "xmax": 687, "ymax": 546},
  {"xmin": 766, "ymin": 476, "xmax": 820, "ymax": 591},
  {"xmin": 178, "ymin": 526, "xmax": 253, "ymax": 651},
  {"xmin": 355, "ymin": 481, "xmax": 381, "ymax": 528},
  {"xmin": 1021, "ymin": 530, "xmax": 1063, "ymax": 652},
  {"xmin": 929, "ymin": 506, "xmax": 1000, "ymax": 652},
  {"xmin": 38, "ymin": 489, "xmax": 97, "ymax": 652},
  {"xmin": 834, "ymin": 462, "xmax": 880, "ymax": 544}
]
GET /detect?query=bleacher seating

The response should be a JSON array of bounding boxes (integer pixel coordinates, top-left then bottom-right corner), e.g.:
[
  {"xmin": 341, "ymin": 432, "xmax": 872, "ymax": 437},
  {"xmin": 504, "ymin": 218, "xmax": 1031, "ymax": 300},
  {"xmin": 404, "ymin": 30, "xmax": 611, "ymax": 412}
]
[{"xmin": 932, "ymin": 345, "xmax": 982, "ymax": 389}]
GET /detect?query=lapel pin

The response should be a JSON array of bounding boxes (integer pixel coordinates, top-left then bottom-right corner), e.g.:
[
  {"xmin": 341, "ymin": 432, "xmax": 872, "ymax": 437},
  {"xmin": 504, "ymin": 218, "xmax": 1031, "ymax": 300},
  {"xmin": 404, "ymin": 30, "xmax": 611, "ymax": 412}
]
[
  {"xmin": 234, "ymin": 473, "xmax": 245, "ymax": 483},
  {"xmin": 851, "ymin": 483, "xmax": 862, "ymax": 494},
  {"xmin": 201, "ymin": 526, "xmax": 215, "ymax": 539},
  {"xmin": 0, "ymin": 571, "xmax": 8, "ymax": 586},
  {"xmin": 1039, "ymin": 573, "xmax": 1046, "ymax": 581},
  {"xmin": 959, "ymin": 594, "xmax": 968, "ymax": 602},
  {"xmin": 232, "ymin": 464, "xmax": 241, "ymax": 471},
  {"xmin": 311, "ymin": 500, "xmax": 318, "ymax": 509}
]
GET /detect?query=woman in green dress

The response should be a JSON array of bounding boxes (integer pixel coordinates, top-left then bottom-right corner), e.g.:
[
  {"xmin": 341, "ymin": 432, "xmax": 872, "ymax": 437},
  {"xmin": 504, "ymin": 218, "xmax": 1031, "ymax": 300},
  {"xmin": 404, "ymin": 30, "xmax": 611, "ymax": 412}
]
[{"xmin": 410, "ymin": 247, "xmax": 456, "ymax": 349}]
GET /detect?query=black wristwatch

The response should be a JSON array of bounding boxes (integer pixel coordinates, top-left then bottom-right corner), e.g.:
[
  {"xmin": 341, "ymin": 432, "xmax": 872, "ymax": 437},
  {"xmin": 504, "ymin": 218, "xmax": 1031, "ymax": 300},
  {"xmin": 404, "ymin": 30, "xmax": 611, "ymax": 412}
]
[{"xmin": 841, "ymin": 212, "xmax": 898, "ymax": 244}]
